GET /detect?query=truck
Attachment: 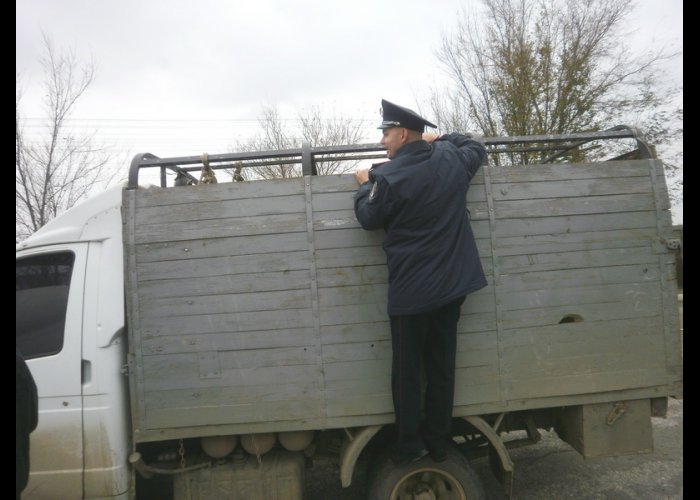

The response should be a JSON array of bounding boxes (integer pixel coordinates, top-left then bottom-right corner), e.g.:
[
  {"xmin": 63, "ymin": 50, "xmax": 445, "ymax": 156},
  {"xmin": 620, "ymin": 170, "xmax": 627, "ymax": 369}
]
[{"xmin": 16, "ymin": 127, "xmax": 682, "ymax": 499}]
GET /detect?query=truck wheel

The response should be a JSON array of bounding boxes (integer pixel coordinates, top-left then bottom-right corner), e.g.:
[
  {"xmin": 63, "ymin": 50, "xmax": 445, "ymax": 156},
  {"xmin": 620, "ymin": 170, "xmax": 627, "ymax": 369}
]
[{"xmin": 367, "ymin": 447, "xmax": 485, "ymax": 500}]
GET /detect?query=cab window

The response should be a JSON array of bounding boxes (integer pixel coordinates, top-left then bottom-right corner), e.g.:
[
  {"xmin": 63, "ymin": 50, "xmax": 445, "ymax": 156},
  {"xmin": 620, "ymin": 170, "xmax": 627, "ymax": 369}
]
[{"xmin": 16, "ymin": 252, "xmax": 75, "ymax": 359}]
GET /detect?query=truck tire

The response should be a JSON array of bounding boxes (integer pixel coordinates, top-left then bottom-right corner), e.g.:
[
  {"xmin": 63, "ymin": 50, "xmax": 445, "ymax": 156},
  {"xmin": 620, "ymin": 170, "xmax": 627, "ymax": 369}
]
[{"xmin": 367, "ymin": 447, "xmax": 485, "ymax": 500}]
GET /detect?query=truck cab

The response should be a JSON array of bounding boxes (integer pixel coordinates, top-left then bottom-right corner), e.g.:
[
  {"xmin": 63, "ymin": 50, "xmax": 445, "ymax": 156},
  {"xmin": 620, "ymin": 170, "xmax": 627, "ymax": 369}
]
[{"xmin": 17, "ymin": 186, "xmax": 131, "ymax": 499}]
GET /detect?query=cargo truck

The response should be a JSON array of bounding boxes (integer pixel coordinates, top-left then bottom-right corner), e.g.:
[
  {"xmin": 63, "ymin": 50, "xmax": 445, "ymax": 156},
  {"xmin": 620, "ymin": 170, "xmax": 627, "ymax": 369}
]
[{"xmin": 16, "ymin": 127, "xmax": 682, "ymax": 499}]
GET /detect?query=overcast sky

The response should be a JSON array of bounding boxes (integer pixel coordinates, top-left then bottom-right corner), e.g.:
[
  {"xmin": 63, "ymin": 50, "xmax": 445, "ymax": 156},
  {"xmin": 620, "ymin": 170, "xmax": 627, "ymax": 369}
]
[{"xmin": 16, "ymin": 0, "xmax": 682, "ymax": 219}]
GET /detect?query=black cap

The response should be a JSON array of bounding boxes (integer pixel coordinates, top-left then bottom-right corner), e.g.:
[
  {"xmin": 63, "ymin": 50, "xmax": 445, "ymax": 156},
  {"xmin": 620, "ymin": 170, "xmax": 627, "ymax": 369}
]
[{"xmin": 377, "ymin": 99, "xmax": 437, "ymax": 132}]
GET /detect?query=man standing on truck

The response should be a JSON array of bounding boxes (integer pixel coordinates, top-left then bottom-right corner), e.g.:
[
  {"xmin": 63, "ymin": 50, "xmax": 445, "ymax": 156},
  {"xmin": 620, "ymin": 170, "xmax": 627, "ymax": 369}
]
[{"xmin": 353, "ymin": 99, "xmax": 487, "ymax": 465}]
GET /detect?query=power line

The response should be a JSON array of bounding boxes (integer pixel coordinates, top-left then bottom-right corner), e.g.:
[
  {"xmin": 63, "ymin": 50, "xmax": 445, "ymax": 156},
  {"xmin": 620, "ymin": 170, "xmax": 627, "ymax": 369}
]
[{"xmin": 21, "ymin": 116, "xmax": 375, "ymax": 123}]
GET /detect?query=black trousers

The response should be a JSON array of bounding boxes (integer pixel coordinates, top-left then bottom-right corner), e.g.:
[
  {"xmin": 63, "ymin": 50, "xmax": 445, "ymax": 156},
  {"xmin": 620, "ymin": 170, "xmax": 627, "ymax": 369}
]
[{"xmin": 390, "ymin": 295, "xmax": 465, "ymax": 453}]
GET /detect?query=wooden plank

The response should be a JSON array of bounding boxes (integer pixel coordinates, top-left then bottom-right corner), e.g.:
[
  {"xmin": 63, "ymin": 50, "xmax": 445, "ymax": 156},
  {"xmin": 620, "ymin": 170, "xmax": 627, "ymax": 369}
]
[
  {"xmin": 318, "ymin": 284, "xmax": 387, "ymax": 307},
  {"xmin": 456, "ymin": 330, "xmax": 499, "ymax": 351},
  {"xmin": 501, "ymin": 341, "xmax": 666, "ymax": 383},
  {"xmin": 310, "ymin": 174, "xmax": 360, "ymax": 194},
  {"xmin": 322, "ymin": 340, "xmax": 392, "ymax": 363},
  {"xmin": 503, "ymin": 368, "xmax": 669, "ymax": 400},
  {"xmin": 135, "ymin": 232, "xmax": 309, "ymax": 263},
  {"xmin": 313, "ymin": 210, "xmax": 365, "ymax": 231},
  {"xmin": 499, "ymin": 316, "xmax": 663, "ymax": 348},
  {"xmin": 308, "ymin": 186, "xmax": 487, "ymax": 215},
  {"xmin": 488, "ymin": 160, "xmax": 652, "ymax": 183},
  {"xmin": 321, "ymin": 322, "xmax": 391, "ymax": 345},
  {"xmin": 318, "ymin": 285, "xmax": 496, "ymax": 311},
  {"xmin": 492, "ymin": 176, "xmax": 652, "ymax": 200},
  {"xmin": 321, "ymin": 360, "xmax": 500, "ymax": 416},
  {"xmin": 133, "ymin": 213, "xmax": 308, "ymax": 244},
  {"xmin": 500, "ymin": 300, "xmax": 662, "ymax": 330},
  {"xmin": 139, "ymin": 308, "xmax": 315, "ymax": 336},
  {"xmin": 136, "ymin": 194, "xmax": 306, "ymax": 224},
  {"xmin": 325, "ymin": 376, "xmax": 501, "ymax": 408},
  {"xmin": 498, "ymin": 246, "xmax": 657, "ymax": 274},
  {"xmin": 498, "ymin": 282, "xmax": 660, "ymax": 312},
  {"xmin": 140, "ymin": 328, "xmax": 317, "ymax": 355},
  {"xmin": 319, "ymin": 303, "xmax": 388, "ymax": 326},
  {"xmin": 314, "ymin": 227, "xmax": 385, "ymax": 250},
  {"xmin": 313, "ymin": 205, "xmax": 490, "ymax": 233},
  {"xmin": 323, "ymin": 359, "xmax": 391, "ymax": 382},
  {"xmin": 453, "ymin": 381, "xmax": 503, "ymax": 406},
  {"xmin": 315, "ymin": 246, "xmax": 494, "ymax": 273},
  {"xmin": 494, "ymin": 211, "xmax": 657, "ymax": 237},
  {"xmin": 323, "ymin": 359, "xmax": 497, "ymax": 383},
  {"xmin": 501, "ymin": 332, "xmax": 666, "ymax": 370},
  {"xmin": 323, "ymin": 376, "xmax": 392, "ymax": 397},
  {"xmin": 494, "ymin": 193, "xmax": 655, "ymax": 218},
  {"xmin": 311, "ymin": 173, "xmax": 486, "ymax": 194},
  {"xmin": 313, "ymin": 224, "xmax": 492, "ymax": 251},
  {"xmin": 496, "ymin": 264, "xmax": 660, "ymax": 293},
  {"xmin": 459, "ymin": 347, "xmax": 500, "ymax": 369},
  {"xmin": 138, "ymin": 289, "xmax": 311, "ymax": 318},
  {"xmin": 135, "ymin": 177, "xmax": 306, "ymax": 207},
  {"xmin": 317, "ymin": 264, "xmax": 388, "ymax": 288},
  {"xmin": 457, "ymin": 385, "xmax": 674, "ymax": 416},
  {"xmin": 500, "ymin": 346, "xmax": 667, "ymax": 380},
  {"xmin": 138, "ymin": 270, "xmax": 312, "ymax": 299},
  {"xmin": 145, "ymin": 399, "xmax": 324, "ymax": 429},
  {"xmin": 325, "ymin": 394, "xmax": 393, "ymax": 418},
  {"xmin": 454, "ymin": 364, "xmax": 501, "ymax": 381},
  {"xmin": 319, "ymin": 322, "xmax": 497, "ymax": 345},
  {"xmin": 318, "ymin": 312, "xmax": 497, "ymax": 345},
  {"xmin": 145, "ymin": 378, "xmax": 322, "ymax": 410},
  {"xmin": 136, "ymin": 251, "xmax": 311, "ymax": 280},
  {"xmin": 142, "ymin": 350, "xmax": 320, "ymax": 391},
  {"xmin": 494, "ymin": 228, "xmax": 657, "ymax": 257},
  {"xmin": 313, "ymin": 199, "xmax": 490, "ymax": 222},
  {"xmin": 320, "ymin": 341, "xmax": 499, "ymax": 367},
  {"xmin": 312, "ymin": 192, "xmax": 362, "ymax": 213}
]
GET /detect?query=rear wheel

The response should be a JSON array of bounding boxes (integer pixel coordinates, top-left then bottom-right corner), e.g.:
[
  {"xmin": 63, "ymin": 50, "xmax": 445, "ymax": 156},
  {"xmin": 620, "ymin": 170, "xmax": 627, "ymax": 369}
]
[{"xmin": 367, "ymin": 447, "xmax": 485, "ymax": 500}]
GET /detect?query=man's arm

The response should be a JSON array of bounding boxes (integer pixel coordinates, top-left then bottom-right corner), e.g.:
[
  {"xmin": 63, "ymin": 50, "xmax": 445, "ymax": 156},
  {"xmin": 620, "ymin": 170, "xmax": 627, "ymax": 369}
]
[
  {"xmin": 437, "ymin": 132, "xmax": 487, "ymax": 181},
  {"xmin": 353, "ymin": 172, "xmax": 392, "ymax": 231}
]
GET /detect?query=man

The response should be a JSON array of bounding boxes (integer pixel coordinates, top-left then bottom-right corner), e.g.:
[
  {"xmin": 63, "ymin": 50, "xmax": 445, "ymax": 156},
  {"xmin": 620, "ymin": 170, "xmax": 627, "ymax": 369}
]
[
  {"xmin": 17, "ymin": 349, "xmax": 39, "ymax": 499},
  {"xmin": 353, "ymin": 99, "xmax": 487, "ymax": 465}
]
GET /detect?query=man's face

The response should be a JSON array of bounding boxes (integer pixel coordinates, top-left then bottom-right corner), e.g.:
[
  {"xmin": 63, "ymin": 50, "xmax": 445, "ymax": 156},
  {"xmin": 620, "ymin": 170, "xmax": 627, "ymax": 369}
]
[{"xmin": 380, "ymin": 127, "xmax": 405, "ymax": 159}]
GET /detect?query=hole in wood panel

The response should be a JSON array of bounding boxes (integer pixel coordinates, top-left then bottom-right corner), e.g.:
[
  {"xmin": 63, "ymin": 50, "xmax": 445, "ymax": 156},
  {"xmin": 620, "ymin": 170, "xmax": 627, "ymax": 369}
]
[{"xmin": 559, "ymin": 314, "xmax": 584, "ymax": 324}]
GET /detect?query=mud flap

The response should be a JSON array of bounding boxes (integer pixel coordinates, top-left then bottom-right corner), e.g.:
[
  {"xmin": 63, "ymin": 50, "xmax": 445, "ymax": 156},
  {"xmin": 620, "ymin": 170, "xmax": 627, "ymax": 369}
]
[{"xmin": 462, "ymin": 415, "xmax": 514, "ymax": 498}]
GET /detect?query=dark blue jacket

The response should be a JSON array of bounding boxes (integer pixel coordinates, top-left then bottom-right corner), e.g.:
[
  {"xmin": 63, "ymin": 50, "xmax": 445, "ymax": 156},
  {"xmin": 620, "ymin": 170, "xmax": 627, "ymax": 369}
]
[{"xmin": 354, "ymin": 133, "xmax": 487, "ymax": 315}]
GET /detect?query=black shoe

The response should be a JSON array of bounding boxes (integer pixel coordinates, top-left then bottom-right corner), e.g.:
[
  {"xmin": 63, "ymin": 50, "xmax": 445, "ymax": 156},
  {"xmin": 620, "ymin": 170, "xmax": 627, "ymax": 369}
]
[{"xmin": 390, "ymin": 447, "xmax": 429, "ymax": 466}]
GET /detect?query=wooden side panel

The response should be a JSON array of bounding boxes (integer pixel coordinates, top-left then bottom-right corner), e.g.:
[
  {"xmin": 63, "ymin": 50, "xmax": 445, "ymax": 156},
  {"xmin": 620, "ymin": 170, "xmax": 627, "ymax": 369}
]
[
  {"xmin": 485, "ymin": 159, "xmax": 680, "ymax": 404},
  {"xmin": 123, "ymin": 159, "xmax": 681, "ymax": 440},
  {"xmin": 124, "ymin": 179, "xmax": 325, "ymax": 436}
]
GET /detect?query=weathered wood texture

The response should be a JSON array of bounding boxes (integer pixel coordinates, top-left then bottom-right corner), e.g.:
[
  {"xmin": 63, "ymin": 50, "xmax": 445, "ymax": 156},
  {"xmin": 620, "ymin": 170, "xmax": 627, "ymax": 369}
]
[{"xmin": 123, "ymin": 159, "xmax": 681, "ymax": 442}]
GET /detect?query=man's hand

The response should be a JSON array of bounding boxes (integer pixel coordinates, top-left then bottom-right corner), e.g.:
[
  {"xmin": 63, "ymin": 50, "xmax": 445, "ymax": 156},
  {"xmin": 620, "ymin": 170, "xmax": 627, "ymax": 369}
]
[
  {"xmin": 354, "ymin": 168, "xmax": 370, "ymax": 185},
  {"xmin": 423, "ymin": 132, "xmax": 440, "ymax": 144}
]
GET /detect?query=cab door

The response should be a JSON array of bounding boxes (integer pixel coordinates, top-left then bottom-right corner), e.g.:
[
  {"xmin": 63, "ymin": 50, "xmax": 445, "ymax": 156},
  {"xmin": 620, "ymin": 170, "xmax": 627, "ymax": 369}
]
[{"xmin": 16, "ymin": 244, "xmax": 88, "ymax": 499}]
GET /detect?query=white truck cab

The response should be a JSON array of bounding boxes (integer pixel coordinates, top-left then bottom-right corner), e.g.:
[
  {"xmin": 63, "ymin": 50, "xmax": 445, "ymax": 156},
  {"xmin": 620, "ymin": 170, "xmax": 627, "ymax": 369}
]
[{"xmin": 17, "ymin": 185, "xmax": 131, "ymax": 499}]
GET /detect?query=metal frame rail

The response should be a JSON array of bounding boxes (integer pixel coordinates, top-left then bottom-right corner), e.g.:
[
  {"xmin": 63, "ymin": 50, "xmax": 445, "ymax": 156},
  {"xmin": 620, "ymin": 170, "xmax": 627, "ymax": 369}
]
[{"xmin": 127, "ymin": 125, "xmax": 655, "ymax": 190}]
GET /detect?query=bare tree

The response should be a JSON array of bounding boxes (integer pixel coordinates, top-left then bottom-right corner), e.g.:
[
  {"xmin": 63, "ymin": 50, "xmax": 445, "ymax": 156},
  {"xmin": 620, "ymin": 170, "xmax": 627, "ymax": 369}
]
[
  {"xmin": 431, "ymin": 0, "xmax": 681, "ymax": 165},
  {"xmin": 16, "ymin": 33, "xmax": 115, "ymax": 242},
  {"xmin": 232, "ymin": 104, "xmax": 368, "ymax": 179},
  {"xmin": 297, "ymin": 105, "xmax": 370, "ymax": 175}
]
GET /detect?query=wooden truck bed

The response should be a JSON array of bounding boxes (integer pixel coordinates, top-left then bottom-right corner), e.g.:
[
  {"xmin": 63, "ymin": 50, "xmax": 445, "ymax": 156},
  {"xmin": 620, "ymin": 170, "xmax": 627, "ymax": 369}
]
[{"xmin": 124, "ymin": 147, "xmax": 681, "ymax": 443}]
